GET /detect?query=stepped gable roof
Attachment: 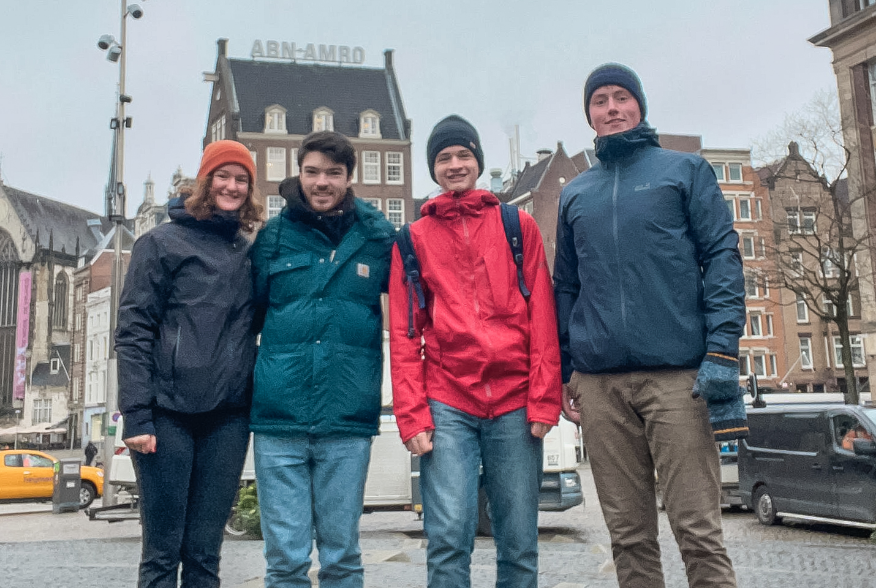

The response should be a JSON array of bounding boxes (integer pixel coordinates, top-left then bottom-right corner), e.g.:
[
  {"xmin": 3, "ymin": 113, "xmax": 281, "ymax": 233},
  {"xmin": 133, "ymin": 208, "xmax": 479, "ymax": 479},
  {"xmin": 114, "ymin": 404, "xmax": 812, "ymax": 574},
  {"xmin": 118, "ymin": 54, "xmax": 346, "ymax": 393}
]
[
  {"xmin": 228, "ymin": 59, "xmax": 408, "ymax": 139},
  {"xmin": 2, "ymin": 185, "xmax": 108, "ymax": 255}
]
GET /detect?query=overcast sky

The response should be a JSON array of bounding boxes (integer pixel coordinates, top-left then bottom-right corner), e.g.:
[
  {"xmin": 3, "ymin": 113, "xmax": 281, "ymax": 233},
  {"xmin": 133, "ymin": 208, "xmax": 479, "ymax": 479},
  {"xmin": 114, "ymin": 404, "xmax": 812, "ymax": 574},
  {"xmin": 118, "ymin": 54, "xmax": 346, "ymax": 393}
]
[{"xmin": 0, "ymin": 1, "xmax": 838, "ymax": 215}]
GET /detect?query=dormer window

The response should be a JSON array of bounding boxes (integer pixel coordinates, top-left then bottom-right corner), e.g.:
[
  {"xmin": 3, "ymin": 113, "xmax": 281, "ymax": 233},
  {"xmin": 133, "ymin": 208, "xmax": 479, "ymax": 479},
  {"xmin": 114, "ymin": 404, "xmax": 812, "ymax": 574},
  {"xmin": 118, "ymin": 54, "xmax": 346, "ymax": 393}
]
[
  {"xmin": 313, "ymin": 107, "xmax": 334, "ymax": 132},
  {"xmin": 265, "ymin": 105, "xmax": 287, "ymax": 134},
  {"xmin": 360, "ymin": 110, "xmax": 381, "ymax": 138}
]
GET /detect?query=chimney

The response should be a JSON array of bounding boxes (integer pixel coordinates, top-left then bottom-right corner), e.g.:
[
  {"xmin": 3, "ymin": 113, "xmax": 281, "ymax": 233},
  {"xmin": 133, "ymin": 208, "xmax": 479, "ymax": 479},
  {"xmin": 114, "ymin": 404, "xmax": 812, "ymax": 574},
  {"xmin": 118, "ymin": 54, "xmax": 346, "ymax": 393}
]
[
  {"xmin": 384, "ymin": 49, "xmax": 394, "ymax": 70},
  {"xmin": 490, "ymin": 168, "xmax": 503, "ymax": 193},
  {"xmin": 217, "ymin": 38, "xmax": 228, "ymax": 58},
  {"xmin": 788, "ymin": 141, "xmax": 800, "ymax": 158},
  {"xmin": 536, "ymin": 148, "xmax": 552, "ymax": 162}
]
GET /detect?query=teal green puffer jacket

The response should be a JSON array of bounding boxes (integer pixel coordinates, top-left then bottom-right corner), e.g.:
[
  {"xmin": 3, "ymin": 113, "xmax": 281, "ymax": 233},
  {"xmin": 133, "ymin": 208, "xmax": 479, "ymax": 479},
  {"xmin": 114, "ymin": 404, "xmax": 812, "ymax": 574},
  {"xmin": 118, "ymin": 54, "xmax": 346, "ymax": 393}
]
[{"xmin": 249, "ymin": 198, "xmax": 395, "ymax": 438}]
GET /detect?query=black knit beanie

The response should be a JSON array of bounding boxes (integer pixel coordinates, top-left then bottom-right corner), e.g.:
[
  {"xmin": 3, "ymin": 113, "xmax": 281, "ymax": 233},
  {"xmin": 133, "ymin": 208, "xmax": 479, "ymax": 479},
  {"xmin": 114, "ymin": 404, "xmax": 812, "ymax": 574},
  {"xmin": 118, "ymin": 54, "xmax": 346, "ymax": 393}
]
[
  {"xmin": 426, "ymin": 115, "xmax": 484, "ymax": 183},
  {"xmin": 583, "ymin": 63, "xmax": 647, "ymax": 125}
]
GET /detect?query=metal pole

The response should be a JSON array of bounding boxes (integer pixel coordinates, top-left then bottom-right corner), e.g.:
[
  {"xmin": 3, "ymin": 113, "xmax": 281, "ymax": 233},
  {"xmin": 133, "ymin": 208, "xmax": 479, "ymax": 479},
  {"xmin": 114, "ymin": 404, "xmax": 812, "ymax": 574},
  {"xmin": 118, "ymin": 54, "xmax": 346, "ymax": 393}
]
[{"xmin": 102, "ymin": 0, "xmax": 128, "ymax": 506}]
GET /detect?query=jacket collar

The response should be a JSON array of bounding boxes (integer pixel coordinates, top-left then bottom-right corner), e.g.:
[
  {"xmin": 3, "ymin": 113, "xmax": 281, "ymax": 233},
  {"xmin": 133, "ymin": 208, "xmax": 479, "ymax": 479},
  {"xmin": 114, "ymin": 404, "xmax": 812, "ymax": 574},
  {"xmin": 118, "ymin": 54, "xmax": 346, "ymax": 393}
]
[
  {"xmin": 420, "ymin": 189, "xmax": 499, "ymax": 219},
  {"xmin": 594, "ymin": 122, "xmax": 660, "ymax": 164}
]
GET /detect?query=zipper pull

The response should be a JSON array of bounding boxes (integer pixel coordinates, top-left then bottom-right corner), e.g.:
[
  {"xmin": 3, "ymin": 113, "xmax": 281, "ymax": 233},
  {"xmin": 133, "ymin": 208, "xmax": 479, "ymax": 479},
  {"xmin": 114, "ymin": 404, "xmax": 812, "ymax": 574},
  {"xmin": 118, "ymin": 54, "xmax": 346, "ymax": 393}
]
[{"xmin": 330, "ymin": 250, "xmax": 336, "ymax": 263}]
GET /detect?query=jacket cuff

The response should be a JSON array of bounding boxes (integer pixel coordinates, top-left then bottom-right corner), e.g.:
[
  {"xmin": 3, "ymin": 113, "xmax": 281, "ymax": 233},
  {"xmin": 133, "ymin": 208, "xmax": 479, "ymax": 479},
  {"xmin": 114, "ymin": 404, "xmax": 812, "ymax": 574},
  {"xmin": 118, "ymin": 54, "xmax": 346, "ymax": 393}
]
[{"xmin": 122, "ymin": 409, "xmax": 155, "ymax": 439}]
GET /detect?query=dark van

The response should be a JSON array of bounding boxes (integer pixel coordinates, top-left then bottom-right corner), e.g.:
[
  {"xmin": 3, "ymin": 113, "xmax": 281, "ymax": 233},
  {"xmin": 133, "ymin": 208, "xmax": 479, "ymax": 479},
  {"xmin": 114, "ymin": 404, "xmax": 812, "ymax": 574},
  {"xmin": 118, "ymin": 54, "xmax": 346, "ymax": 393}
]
[{"xmin": 738, "ymin": 403, "xmax": 876, "ymax": 530}]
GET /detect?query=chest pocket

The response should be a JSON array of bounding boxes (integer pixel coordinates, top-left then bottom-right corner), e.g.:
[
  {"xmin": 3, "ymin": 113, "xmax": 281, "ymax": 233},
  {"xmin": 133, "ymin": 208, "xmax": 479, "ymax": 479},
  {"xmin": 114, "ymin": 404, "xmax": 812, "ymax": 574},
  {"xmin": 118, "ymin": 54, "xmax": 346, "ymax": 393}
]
[
  {"xmin": 344, "ymin": 253, "xmax": 385, "ymax": 305},
  {"xmin": 267, "ymin": 253, "xmax": 313, "ymax": 305}
]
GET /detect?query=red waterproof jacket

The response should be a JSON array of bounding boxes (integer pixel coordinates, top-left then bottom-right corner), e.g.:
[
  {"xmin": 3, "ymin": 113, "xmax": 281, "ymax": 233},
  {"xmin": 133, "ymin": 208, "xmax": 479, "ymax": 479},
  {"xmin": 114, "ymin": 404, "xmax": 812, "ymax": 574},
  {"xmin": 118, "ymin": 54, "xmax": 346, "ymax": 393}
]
[{"xmin": 389, "ymin": 189, "xmax": 562, "ymax": 443}]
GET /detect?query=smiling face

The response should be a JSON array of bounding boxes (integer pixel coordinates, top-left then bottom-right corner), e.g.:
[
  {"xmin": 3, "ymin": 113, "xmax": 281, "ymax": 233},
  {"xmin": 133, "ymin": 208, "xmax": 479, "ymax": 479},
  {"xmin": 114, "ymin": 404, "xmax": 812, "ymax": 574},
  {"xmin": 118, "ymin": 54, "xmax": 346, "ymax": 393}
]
[
  {"xmin": 433, "ymin": 145, "xmax": 479, "ymax": 193},
  {"xmin": 300, "ymin": 150, "xmax": 352, "ymax": 212},
  {"xmin": 588, "ymin": 84, "xmax": 642, "ymax": 137},
  {"xmin": 209, "ymin": 164, "xmax": 250, "ymax": 212}
]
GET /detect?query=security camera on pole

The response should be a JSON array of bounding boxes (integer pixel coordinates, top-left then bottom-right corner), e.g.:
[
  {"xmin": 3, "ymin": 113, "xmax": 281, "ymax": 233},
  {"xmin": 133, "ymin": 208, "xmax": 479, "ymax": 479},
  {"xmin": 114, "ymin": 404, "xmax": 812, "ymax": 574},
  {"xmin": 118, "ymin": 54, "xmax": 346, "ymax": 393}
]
[{"xmin": 97, "ymin": 1, "xmax": 144, "ymax": 507}]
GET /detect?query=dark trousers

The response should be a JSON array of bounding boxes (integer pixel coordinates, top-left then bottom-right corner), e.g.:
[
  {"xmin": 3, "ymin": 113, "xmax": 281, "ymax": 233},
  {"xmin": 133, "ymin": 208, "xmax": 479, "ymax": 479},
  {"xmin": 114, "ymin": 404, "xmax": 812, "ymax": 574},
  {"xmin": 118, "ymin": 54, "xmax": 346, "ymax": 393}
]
[{"xmin": 132, "ymin": 409, "xmax": 249, "ymax": 588}]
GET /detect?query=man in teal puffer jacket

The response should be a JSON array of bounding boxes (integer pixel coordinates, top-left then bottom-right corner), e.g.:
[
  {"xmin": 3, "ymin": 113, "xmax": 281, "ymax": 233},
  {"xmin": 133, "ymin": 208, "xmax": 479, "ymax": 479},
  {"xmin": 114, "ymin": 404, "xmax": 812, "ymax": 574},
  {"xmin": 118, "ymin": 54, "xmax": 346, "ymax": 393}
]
[
  {"xmin": 554, "ymin": 64, "xmax": 745, "ymax": 588},
  {"xmin": 249, "ymin": 131, "xmax": 395, "ymax": 588}
]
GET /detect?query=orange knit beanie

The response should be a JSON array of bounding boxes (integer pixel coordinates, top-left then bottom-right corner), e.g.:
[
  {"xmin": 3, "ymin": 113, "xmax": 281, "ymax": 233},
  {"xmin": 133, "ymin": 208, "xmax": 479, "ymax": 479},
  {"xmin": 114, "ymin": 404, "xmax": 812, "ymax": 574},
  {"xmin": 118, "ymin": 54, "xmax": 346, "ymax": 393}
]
[{"xmin": 197, "ymin": 140, "xmax": 256, "ymax": 181}]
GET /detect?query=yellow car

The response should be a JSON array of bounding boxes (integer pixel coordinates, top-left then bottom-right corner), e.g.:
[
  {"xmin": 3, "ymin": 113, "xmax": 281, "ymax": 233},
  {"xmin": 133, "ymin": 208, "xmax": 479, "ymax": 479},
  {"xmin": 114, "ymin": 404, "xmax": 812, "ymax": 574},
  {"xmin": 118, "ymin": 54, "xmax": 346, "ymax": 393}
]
[{"xmin": 0, "ymin": 450, "xmax": 104, "ymax": 508}]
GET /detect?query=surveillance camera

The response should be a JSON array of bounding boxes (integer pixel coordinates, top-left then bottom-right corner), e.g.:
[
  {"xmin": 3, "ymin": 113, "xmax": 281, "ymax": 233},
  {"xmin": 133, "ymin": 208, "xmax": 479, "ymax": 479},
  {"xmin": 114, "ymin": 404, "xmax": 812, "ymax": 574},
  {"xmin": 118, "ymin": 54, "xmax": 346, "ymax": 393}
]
[
  {"xmin": 107, "ymin": 45, "xmax": 122, "ymax": 63},
  {"xmin": 97, "ymin": 34, "xmax": 115, "ymax": 50},
  {"xmin": 119, "ymin": 94, "xmax": 133, "ymax": 104},
  {"xmin": 128, "ymin": 4, "xmax": 143, "ymax": 18}
]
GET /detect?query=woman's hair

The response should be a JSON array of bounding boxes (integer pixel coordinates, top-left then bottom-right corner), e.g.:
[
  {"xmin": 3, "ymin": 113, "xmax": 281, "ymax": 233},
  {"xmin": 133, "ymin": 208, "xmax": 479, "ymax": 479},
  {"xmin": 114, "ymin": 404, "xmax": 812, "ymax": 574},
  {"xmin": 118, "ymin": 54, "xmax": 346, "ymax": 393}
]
[{"xmin": 184, "ymin": 173, "xmax": 264, "ymax": 232}]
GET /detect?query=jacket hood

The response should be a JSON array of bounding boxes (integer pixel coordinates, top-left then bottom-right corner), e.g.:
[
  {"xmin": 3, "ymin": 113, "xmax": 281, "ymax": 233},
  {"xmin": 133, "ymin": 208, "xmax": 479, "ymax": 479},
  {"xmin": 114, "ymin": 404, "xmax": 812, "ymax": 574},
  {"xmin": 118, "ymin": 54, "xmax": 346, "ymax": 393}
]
[
  {"xmin": 594, "ymin": 122, "xmax": 660, "ymax": 163},
  {"xmin": 167, "ymin": 196, "xmax": 241, "ymax": 241},
  {"xmin": 419, "ymin": 189, "xmax": 500, "ymax": 219}
]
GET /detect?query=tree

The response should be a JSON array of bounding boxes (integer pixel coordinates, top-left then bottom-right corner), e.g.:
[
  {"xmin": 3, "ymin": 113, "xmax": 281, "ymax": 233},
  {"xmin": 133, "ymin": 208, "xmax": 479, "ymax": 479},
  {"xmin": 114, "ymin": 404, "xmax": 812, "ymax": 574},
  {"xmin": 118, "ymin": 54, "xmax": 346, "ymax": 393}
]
[{"xmin": 753, "ymin": 91, "xmax": 870, "ymax": 404}]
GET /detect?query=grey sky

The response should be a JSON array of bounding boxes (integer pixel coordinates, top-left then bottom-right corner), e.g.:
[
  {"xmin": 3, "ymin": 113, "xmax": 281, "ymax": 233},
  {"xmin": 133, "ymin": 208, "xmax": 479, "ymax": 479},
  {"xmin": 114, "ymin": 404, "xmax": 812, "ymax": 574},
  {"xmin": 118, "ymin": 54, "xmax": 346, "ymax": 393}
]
[{"xmin": 0, "ymin": 1, "xmax": 836, "ymax": 215}]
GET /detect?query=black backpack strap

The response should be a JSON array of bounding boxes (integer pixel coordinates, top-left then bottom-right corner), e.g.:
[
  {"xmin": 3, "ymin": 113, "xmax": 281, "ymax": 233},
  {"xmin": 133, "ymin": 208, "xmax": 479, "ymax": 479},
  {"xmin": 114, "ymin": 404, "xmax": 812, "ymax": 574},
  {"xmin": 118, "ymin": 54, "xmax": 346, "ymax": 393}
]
[
  {"xmin": 397, "ymin": 223, "xmax": 426, "ymax": 338},
  {"xmin": 500, "ymin": 202, "xmax": 531, "ymax": 299}
]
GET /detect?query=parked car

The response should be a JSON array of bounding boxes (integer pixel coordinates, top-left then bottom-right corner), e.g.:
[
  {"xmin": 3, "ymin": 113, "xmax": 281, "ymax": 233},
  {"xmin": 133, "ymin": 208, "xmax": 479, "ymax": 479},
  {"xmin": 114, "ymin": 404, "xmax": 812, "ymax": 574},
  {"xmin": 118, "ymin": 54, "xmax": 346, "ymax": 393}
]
[
  {"xmin": 738, "ymin": 402, "xmax": 876, "ymax": 530},
  {"xmin": 0, "ymin": 449, "xmax": 104, "ymax": 508}
]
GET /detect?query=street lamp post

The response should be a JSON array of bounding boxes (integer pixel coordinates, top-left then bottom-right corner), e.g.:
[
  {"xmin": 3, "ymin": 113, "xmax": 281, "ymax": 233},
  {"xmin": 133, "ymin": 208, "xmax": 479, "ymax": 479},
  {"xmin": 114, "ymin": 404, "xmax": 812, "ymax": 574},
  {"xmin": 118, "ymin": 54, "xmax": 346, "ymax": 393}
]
[{"xmin": 97, "ymin": 1, "xmax": 144, "ymax": 507}]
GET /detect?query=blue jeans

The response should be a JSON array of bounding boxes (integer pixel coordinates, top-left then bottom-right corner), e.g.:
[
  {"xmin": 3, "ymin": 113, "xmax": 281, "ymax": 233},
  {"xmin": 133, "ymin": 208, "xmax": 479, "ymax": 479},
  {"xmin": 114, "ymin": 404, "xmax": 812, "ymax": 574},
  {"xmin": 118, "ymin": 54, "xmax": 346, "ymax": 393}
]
[
  {"xmin": 133, "ymin": 409, "xmax": 250, "ymax": 588},
  {"xmin": 421, "ymin": 401, "xmax": 543, "ymax": 588},
  {"xmin": 254, "ymin": 434, "xmax": 372, "ymax": 588}
]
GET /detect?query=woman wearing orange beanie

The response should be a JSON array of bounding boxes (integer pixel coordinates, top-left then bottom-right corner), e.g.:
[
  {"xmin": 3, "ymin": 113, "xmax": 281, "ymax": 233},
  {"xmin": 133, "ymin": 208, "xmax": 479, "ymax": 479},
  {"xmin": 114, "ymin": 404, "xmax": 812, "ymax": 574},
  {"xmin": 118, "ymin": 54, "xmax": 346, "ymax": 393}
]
[{"xmin": 116, "ymin": 140, "xmax": 263, "ymax": 587}]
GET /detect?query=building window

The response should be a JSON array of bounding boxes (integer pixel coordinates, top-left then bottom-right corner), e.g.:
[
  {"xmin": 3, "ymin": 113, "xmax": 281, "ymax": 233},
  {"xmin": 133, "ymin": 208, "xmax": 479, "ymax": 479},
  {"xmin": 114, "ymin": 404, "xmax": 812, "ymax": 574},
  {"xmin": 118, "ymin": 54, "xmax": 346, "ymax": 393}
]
[
  {"xmin": 796, "ymin": 294, "xmax": 809, "ymax": 323},
  {"xmin": 766, "ymin": 314, "xmax": 774, "ymax": 336},
  {"xmin": 741, "ymin": 236, "xmax": 755, "ymax": 259},
  {"xmin": 739, "ymin": 353, "xmax": 751, "ymax": 376},
  {"xmin": 802, "ymin": 211, "xmax": 816, "ymax": 234},
  {"xmin": 800, "ymin": 337, "xmax": 813, "ymax": 369},
  {"xmin": 749, "ymin": 312, "xmax": 762, "ymax": 337},
  {"xmin": 770, "ymin": 354, "xmax": 777, "ymax": 377},
  {"xmin": 363, "ymin": 198, "xmax": 381, "ymax": 211},
  {"xmin": 386, "ymin": 152, "xmax": 403, "ymax": 185},
  {"xmin": 755, "ymin": 200, "xmax": 762, "ymax": 220},
  {"xmin": 362, "ymin": 151, "xmax": 381, "ymax": 184},
  {"xmin": 759, "ymin": 237, "xmax": 766, "ymax": 258},
  {"xmin": 790, "ymin": 251, "xmax": 804, "ymax": 275},
  {"xmin": 210, "ymin": 116, "xmax": 226, "ymax": 142},
  {"xmin": 753, "ymin": 354, "xmax": 767, "ymax": 377},
  {"xmin": 725, "ymin": 198, "xmax": 735, "ymax": 220},
  {"xmin": 823, "ymin": 294, "xmax": 837, "ymax": 318},
  {"xmin": 290, "ymin": 148, "xmax": 299, "ymax": 177},
  {"xmin": 266, "ymin": 147, "xmax": 286, "ymax": 182},
  {"xmin": 822, "ymin": 247, "xmax": 839, "ymax": 278},
  {"xmin": 744, "ymin": 271, "xmax": 758, "ymax": 298},
  {"xmin": 53, "ymin": 273, "xmax": 68, "ymax": 330},
  {"xmin": 265, "ymin": 106, "xmax": 287, "ymax": 134},
  {"xmin": 738, "ymin": 199, "xmax": 752, "ymax": 220},
  {"xmin": 50, "ymin": 358, "xmax": 60, "ymax": 374},
  {"xmin": 787, "ymin": 210, "xmax": 800, "ymax": 234},
  {"xmin": 32, "ymin": 399, "xmax": 51, "ymax": 425},
  {"xmin": 267, "ymin": 196, "xmax": 284, "ymax": 219},
  {"xmin": 72, "ymin": 379, "xmax": 79, "ymax": 403},
  {"xmin": 833, "ymin": 335, "xmax": 866, "ymax": 368},
  {"xmin": 360, "ymin": 111, "xmax": 381, "ymax": 138},
  {"xmin": 313, "ymin": 108, "xmax": 334, "ymax": 132},
  {"xmin": 728, "ymin": 163, "xmax": 743, "ymax": 182},
  {"xmin": 523, "ymin": 200, "xmax": 534, "ymax": 215},
  {"xmin": 711, "ymin": 163, "xmax": 725, "ymax": 181},
  {"xmin": 74, "ymin": 343, "xmax": 81, "ymax": 363},
  {"xmin": 387, "ymin": 199, "xmax": 404, "ymax": 229}
]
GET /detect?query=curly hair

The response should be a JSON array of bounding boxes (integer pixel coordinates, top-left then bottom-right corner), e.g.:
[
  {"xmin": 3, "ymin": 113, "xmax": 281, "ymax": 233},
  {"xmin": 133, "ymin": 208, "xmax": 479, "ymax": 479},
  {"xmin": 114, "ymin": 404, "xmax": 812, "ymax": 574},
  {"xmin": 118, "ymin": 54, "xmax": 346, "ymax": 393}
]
[{"xmin": 184, "ymin": 173, "xmax": 264, "ymax": 232}]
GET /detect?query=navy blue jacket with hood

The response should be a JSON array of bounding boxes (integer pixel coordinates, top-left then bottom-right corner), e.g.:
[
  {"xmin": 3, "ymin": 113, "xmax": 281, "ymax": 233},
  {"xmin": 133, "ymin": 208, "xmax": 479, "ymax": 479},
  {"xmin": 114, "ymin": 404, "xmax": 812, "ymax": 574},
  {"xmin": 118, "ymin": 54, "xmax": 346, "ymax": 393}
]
[
  {"xmin": 553, "ymin": 124, "xmax": 746, "ymax": 380},
  {"xmin": 115, "ymin": 197, "xmax": 258, "ymax": 438}
]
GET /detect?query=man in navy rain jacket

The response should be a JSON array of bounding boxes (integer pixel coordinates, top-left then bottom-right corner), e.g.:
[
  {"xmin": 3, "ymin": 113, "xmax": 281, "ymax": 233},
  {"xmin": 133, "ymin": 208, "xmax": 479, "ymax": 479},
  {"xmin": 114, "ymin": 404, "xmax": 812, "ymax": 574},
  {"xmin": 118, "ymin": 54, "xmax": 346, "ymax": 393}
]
[{"xmin": 554, "ymin": 63, "xmax": 746, "ymax": 588}]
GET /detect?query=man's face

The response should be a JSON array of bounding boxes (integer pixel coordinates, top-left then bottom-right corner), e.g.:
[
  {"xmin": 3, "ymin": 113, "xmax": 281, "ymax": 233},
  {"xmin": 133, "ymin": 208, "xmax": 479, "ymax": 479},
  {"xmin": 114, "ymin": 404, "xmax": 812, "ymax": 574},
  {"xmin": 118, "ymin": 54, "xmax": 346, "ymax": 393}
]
[
  {"xmin": 300, "ymin": 151, "xmax": 352, "ymax": 212},
  {"xmin": 434, "ymin": 145, "xmax": 479, "ymax": 193},
  {"xmin": 588, "ymin": 85, "xmax": 642, "ymax": 137}
]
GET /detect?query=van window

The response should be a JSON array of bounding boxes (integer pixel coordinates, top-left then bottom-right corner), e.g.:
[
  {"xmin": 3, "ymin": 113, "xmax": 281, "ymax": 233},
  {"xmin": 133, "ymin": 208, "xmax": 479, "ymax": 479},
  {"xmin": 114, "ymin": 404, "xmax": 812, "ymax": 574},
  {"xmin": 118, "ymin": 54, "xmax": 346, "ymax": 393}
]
[
  {"xmin": 753, "ymin": 413, "xmax": 824, "ymax": 452},
  {"xmin": 833, "ymin": 414, "xmax": 874, "ymax": 452}
]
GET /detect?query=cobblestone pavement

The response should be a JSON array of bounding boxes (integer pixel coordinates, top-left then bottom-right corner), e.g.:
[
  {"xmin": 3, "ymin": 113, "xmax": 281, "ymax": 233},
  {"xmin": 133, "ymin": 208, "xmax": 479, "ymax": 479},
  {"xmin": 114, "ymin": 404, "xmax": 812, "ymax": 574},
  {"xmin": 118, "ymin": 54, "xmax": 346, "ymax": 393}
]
[{"xmin": 1, "ymin": 463, "xmax": 874, "ymax": 588}]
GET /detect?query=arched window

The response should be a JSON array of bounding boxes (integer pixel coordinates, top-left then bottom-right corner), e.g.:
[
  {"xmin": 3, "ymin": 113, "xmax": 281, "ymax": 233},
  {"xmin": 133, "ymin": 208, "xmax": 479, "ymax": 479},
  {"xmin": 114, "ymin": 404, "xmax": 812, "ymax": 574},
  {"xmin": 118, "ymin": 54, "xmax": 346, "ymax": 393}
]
[
  {"xmin": 359, "ymin": 110, "xmax": 381, "ymax": 138},
  {"xmin": 313, "ymin": 107, "xmax": 334, "ymax": 132},
  {"xmin": 53, "ymin": 272, "xmax": 68, "ymax": 331},
  {"xmin": 0, "ymin": 229, "xmax": 20, "ymax": 408},
  {"xmin": 264, "ymin": 105, "xmax": 287, "ymax": 134}
]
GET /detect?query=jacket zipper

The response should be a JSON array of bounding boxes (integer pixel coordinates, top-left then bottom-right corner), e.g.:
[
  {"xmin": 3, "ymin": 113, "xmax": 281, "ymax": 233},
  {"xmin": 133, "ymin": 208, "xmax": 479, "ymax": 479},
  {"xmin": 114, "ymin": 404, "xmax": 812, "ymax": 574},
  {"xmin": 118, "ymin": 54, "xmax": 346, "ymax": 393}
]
[{"xmin": 612, "ymin": 166, "xmax": 627, "ymax": 332}]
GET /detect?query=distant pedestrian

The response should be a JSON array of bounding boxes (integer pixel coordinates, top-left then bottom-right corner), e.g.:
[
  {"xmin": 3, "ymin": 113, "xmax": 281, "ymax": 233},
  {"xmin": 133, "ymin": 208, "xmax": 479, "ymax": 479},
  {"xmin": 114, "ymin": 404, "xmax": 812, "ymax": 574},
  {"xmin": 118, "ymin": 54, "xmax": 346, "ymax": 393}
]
[
  {"xmin": 83, "ymin": 441, "xmax": 97, "ymax": 466},
  {"xmin": 116, "ymin": 140, "xmax": 262, "ymax": 588}
]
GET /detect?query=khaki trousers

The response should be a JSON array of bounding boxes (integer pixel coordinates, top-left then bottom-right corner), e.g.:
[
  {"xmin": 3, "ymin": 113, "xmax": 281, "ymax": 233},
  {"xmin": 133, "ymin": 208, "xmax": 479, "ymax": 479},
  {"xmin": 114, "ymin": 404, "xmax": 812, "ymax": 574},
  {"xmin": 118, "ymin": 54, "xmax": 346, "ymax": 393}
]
[{"xmin": 569, "ymin": 369, "xmax": 737, "ymax": 588}]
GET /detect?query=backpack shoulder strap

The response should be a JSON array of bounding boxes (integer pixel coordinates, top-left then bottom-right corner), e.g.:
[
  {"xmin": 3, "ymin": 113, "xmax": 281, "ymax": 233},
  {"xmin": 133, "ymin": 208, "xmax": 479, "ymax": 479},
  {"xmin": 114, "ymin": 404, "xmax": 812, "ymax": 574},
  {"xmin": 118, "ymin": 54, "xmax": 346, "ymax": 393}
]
[
  {"xmin": 499, "ymin": 202, "xmax": 531, "ymax": 299},
  {"xmin": 397, "ymin": 223, "xmax": 426, "ymax": 338}
]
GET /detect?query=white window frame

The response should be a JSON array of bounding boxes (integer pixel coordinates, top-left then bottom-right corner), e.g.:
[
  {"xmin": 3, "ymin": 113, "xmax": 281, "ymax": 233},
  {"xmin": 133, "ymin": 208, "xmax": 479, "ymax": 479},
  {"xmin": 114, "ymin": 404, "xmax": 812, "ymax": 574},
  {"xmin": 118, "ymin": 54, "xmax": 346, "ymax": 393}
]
[
  {"xmin": 802, "ymin": 211, "xmax": 816, "ymax": 235},
  {"xmin": 362, "ymin": 151, "xmax": 381, "ymax": 184},
  {"xmin": 796, "ymin": 294, "xmax": 809, "ymax": 323},
  {"xmin": 266, "ymin": 147, "xmax": 286, "ymax": 182},
  {"xmin": 386, "ymin": 152, "xmax": 403, "ymax": 185},
  {"xmin": 265, "ymin": 106, "xmax": 287, "ymax": 134},
  {"xmin": 363, "ymin": 198, "xmax": 381, "ymax": 211},
  {"xmin": 822, "ymin": 247, "xmax": 840, "ymax": 278},
  {"xmin": 725, "ymin": 198, "xmax": 735, "ymax": 220},
  {"xmin": 290, "ymin": 148, "xmax": 300, "ymax": 177},
  {"xmin": 749, "ymin": 312, "xmax": 762, "ymax": 337},
  {"xmin": 753, "ymin": 354, "xmax": 767, "ymax": 377},
  {"xmin": 769, "ymin": 354, "xmax": 778, "ymax": 377},
  {"xmin": 833, "ymin": 335, "xmax": 866, "ymax": 368},
  {"xmin": 728, "ymin": 163, "xmax": 743, "ymax": 183},
  {"xmin": 766, "ymin": 314, "xmax": 774, "ymax": 336},
  {"xmin": 50, "ymin": 358, "xmax": 60, "ymax": 374},
  {"xmin": 32, "ymin": 399, "xmax": 51, "ymax": 424},
  {"xmin": 313, "ymin": 108, "xmax": 334, "ymax": 132},
  {"xmin": 711, "ymin": 163, "xmax": 725, "ymax": 181},
  {"xmin": 823, "ymin": 294, "xmax": 837, "ymax": 318},
  {"xmin": 359, "ymin": 110, "xmax": 381, "ymax": 138},
  {"xmin": 738, "ymin": 198, "xmax": 752, "ymax": 221},
  {"xmin": 250, "ymin": 151, "xmax": 258, "ymax": 168},
  {"xmin": 386, "ymin": 198, "xmax": 404, "ymax": 229},
  {"xmin": 739, "ymin": 353, "xmax": 751, "ymax": 376},
  {"xmin": 744, "ymin": 271, "xmax": 759, "ymax": 299},
  {"xmin": 267, "ymin": 195, "xmax": 284, "ymax": 219},
  {"xmin": 741, "ymin": 236, "xmax": 755, "ymax": 259},
  {"xmin": 788, "ymin": 210, "xmax": 800, "ymax": 234},
  {"xmin": 800, "ymin": 337, "xmax": 813, "ymax": 369}
]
